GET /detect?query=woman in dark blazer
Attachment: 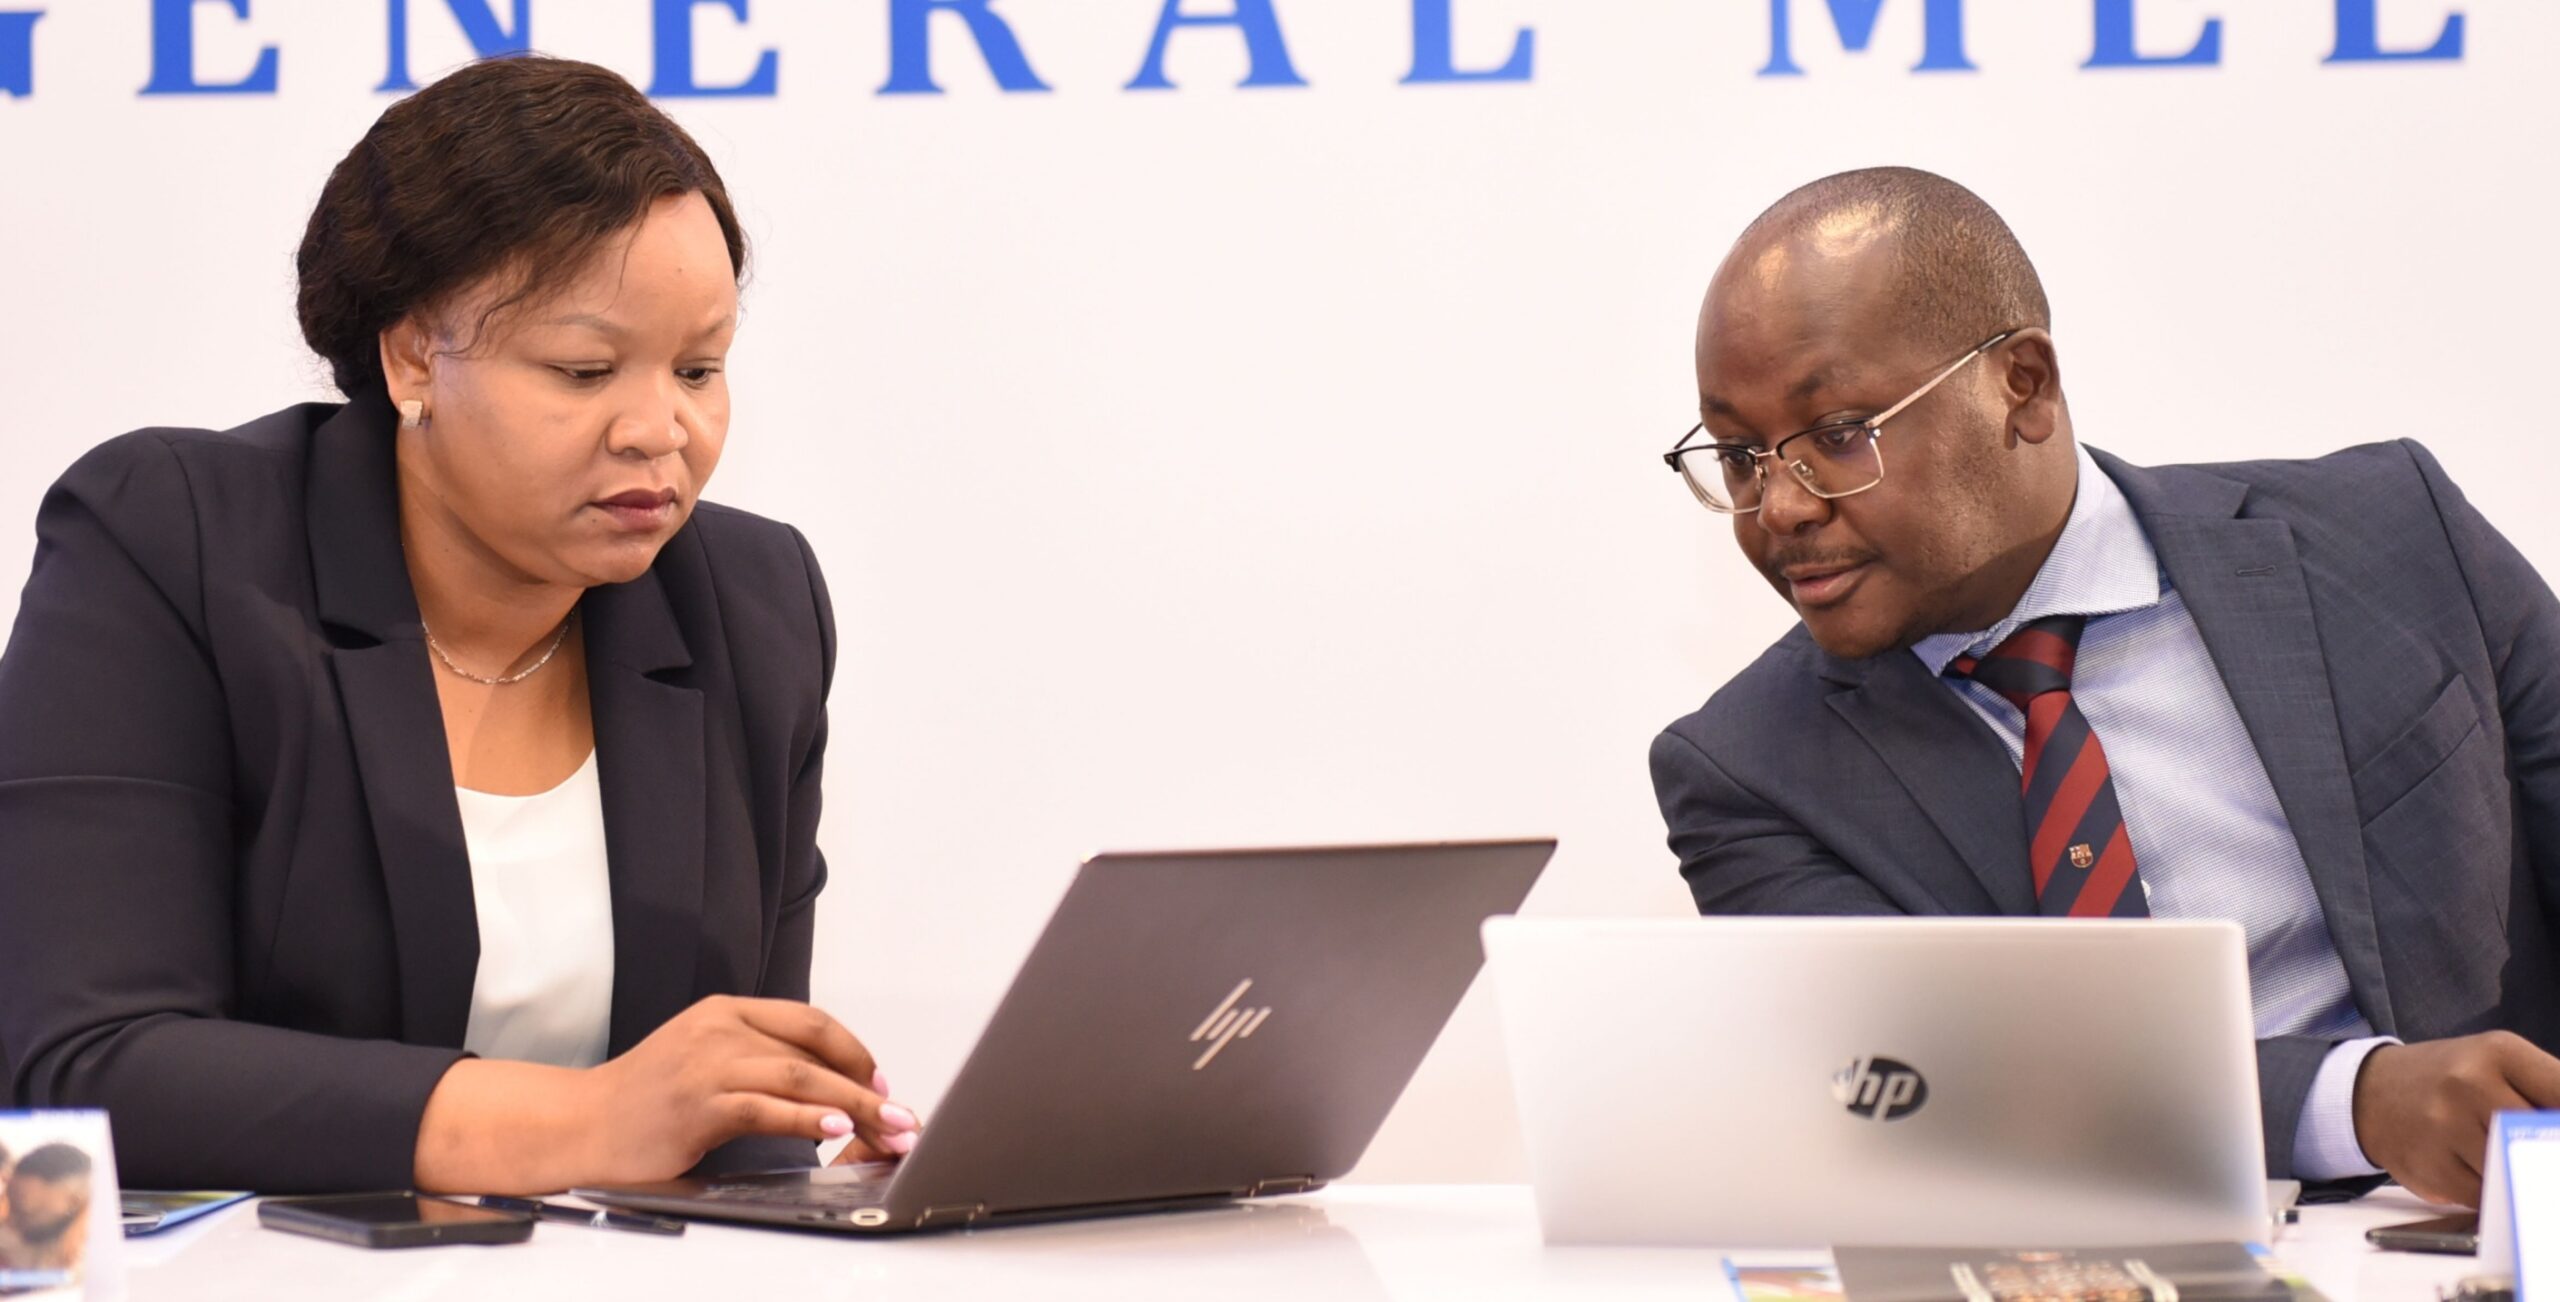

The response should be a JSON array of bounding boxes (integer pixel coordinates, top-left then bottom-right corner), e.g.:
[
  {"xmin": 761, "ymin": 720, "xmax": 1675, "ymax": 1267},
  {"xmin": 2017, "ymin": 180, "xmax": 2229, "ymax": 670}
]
[{"xmin": 0, "ymin": 57, "xmax": 919, "ymax": 1194}]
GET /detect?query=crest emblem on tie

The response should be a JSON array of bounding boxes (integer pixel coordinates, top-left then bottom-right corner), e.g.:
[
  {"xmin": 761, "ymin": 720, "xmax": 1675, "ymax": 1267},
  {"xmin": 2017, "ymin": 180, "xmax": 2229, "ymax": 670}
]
[{"xmin": 2069, "ymin": 843, "xmax": 2095, "ymax": 870}]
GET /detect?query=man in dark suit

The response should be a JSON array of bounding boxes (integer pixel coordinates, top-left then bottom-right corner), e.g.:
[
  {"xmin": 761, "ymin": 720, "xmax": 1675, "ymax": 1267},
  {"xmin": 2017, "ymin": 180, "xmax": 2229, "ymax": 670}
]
[{"xmin": 1651, "ymin": 167, "xmax": 2560, "ymax": 1204}]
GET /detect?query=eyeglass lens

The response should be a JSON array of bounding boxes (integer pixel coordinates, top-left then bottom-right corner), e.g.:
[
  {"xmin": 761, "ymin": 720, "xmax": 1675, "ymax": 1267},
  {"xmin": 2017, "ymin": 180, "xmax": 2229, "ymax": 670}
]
[{"xmin": 1679, "ymin": 425, "xmax": 1881, "ymax": 511}]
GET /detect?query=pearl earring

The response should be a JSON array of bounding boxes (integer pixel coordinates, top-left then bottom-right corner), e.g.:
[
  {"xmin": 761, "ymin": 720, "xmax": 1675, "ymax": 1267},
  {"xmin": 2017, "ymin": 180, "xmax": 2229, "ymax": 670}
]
[{"xmin": 398, "ymin": 399, "xmax": 427, "ymax": 430}]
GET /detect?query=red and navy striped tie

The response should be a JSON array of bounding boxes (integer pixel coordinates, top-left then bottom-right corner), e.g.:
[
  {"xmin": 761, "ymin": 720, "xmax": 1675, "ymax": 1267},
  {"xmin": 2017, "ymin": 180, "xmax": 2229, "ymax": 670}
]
[{"xmin": 1950, "ymin": 615, "xmax": 2148, "ymax": 918}]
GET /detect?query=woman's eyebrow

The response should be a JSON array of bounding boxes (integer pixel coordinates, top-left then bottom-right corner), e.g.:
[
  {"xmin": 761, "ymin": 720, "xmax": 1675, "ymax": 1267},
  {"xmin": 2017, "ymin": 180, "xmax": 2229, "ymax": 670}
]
[{"xmin": 543, "ymin": 311, "xmax": 623, "ymax": 335}]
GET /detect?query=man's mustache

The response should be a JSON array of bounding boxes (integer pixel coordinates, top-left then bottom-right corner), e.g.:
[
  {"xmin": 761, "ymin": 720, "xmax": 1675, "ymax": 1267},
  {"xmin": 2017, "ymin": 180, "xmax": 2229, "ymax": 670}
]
[{"xmin": 1761, "ymin": 548, "xmax": 1878, "ymax": 574}]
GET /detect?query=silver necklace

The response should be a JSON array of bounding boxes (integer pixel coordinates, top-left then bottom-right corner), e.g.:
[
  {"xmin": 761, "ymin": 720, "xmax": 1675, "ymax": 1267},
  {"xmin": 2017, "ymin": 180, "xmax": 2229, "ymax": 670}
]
[{"xmin": 421, "ymin": 615, "xmax": 573, "ymax": 686}]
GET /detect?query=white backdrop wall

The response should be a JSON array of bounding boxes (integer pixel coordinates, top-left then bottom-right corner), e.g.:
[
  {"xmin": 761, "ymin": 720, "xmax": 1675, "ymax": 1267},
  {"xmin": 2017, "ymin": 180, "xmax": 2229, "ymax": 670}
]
[{"xmin": 1, "ymin": 1, "xmax": 2547, "ymax": 1181}]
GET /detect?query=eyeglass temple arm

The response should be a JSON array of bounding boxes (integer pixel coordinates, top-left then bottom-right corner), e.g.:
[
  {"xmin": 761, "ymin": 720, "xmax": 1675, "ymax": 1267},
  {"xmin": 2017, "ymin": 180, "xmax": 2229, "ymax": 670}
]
[
  {"xmin": 1869, "ymin": 329, "xmax": 2019, "ymax": 428},
  {"xmin": 1664, "ymin": 325, "xmax": 2018, "ymax": 470},
  {"xmin": 1664, "ymin": 423, "xmax": 1713, "ymax": 468}
]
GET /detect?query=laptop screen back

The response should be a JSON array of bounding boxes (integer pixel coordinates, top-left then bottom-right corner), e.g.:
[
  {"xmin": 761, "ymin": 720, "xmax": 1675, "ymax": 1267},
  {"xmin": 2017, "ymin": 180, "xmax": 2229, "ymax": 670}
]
[
  {"xmin": 1486, "ymin": 917, "xmax": 2267, "ymax": 1248},
  {"xmin": 882, "ymin": 839, "xmax": 1555, "ymax": 1219}
]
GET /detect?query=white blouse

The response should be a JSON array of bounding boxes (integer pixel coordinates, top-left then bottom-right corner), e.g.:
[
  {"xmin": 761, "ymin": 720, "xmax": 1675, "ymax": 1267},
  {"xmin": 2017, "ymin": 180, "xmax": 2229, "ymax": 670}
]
[{"xmin": 454, "ymin": 751, "xmax": 616, "ymax": 1070}]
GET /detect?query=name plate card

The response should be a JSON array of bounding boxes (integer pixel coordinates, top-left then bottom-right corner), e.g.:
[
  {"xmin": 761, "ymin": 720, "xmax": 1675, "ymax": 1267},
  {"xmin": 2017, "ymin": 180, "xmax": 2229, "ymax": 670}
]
[{"xmin": 0, "ymin": 1110, "xmax": 125, "ymax": 1300}]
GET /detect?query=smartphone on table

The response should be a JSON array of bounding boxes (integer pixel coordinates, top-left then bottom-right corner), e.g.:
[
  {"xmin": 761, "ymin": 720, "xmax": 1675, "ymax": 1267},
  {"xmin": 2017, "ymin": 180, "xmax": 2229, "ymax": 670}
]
[
  {"xmin": 2364, "ymin": 1211, "xmax": 2480, "ymax": 1255},
  {"xmin": 258, "ymin": 1192, "xmax": 534, "ymax": 1248}
]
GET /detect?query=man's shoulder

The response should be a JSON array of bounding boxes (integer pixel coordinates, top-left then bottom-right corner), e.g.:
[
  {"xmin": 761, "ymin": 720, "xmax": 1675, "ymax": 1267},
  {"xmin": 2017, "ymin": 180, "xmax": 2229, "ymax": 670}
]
[
  {"xmin": 2105, "ymin": 439, "xmax": 2445, "ymax": 523},
  {"xmin": 2218, "ymin": 438, "xmax": 2435, "ymax": 486},
  {"xmin": 2104, "ymin": 439, "xmax": 2491, "ymax": 584},
  {"xmin": 1658, "ymin": 623, "xmax": 1838, "ymax": 761}
]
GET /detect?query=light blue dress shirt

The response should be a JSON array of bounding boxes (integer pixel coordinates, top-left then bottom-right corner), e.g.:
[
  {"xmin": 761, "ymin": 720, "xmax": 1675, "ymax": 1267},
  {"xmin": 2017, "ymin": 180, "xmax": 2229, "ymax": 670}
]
[{"xmin": 1911, "ymin": 444, "xmax": 2390, "ymax": 1180}]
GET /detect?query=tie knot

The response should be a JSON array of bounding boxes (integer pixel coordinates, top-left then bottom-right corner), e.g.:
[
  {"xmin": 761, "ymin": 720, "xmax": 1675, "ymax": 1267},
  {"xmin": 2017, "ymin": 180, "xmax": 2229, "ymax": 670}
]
[{"xmin": 1949, "ymin": 613, "xmax": 2088, "ymax": 707}]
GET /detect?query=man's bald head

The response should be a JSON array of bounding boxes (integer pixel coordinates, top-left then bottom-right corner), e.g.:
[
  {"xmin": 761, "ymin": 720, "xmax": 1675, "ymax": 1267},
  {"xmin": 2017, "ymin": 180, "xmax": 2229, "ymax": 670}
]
[
  {"xmin": 1692, "ymin": 167, "xmax": 2077, "ymax": 661},
  {"xmin": 1729, "ymin": 167, "xmax": 2049, "ymax": 354}
]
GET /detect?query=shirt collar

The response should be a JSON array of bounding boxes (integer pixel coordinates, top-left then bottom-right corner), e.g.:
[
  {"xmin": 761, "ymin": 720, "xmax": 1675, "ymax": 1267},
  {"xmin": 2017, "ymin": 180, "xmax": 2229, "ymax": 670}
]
[{"xmin": 1910, "ymin": 442, "xmax": 2162, "ymax": 677}]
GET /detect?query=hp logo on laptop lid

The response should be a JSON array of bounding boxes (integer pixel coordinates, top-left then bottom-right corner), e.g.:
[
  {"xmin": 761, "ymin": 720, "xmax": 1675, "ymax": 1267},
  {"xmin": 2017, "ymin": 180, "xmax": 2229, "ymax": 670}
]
[
  {"xmin": 1189, "ymin": 979, "xmax": 1273, "ymax": 1070},
  {"xmin": 1833, "ymin": 1056, "xmax": 1928, "ymax": 1121}
]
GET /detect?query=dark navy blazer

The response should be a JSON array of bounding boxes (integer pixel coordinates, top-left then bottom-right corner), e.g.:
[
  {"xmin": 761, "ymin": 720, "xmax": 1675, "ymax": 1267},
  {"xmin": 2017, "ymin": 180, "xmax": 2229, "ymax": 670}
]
[
  {"xmin": 1651, "ymin": 441, "xmax": 2560, "ymax": 1179},
  {"xmin": 0, "ymin": 393, "xmax": 836, "ymax": 1191}
]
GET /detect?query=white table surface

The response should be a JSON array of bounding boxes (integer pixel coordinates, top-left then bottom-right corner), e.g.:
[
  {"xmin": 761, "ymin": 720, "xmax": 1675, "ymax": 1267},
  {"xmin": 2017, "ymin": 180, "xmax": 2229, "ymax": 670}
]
[{"xmin": 122, "ymin": 1184, "xmax": 2489, "ymax": 1300}]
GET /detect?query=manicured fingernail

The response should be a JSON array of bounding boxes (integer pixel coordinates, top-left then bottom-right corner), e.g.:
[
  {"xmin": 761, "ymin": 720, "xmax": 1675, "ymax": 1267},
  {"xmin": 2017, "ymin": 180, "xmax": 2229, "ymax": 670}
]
[
  {"xmin": 871, "ymin": 1069, "xmax": 892, "ymax": 1098},
  {"xmin": 880, "ymin": 1103, "xmax": 919, "ymax": 1133},
  {"xmin": 884, "ymin": 1130, "xmax": 917, "ymax": 1155},
  {"xmin": 820, "ymin": 1112, "xmax": 853, "ymax": 1137}
]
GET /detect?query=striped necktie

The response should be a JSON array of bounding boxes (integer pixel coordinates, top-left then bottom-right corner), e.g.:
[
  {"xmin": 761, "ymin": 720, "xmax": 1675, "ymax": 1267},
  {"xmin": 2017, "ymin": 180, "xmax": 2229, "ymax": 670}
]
[{"xmin": 1950, "ymin": 614, "xmax": 2148, "ymax": 918}]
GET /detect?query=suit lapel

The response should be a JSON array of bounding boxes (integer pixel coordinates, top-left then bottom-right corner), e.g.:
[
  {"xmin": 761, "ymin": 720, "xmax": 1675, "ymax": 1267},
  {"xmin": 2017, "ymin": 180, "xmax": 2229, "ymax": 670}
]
[
  {"xmin": 307, "ymin": 395, "xmax": 479, "ymax": 1047},
  {"xmin": 332, "ymin": 645, "xmax": 478, "ymax": 1047},
  {"xmin": 305, "ymin": 396, "xmax": 713, "ymax": 1051},
  {"xmin": 580, "ymin": 573, "xmax": 709, "ymax": 1054},
  {"xmin": 1824, "ymin": 652, "xmax": 2038, "ymax": 915},
  {"xmin": 2099, "ymin": 451, "xmax": 2396, "ymax": 1031}
]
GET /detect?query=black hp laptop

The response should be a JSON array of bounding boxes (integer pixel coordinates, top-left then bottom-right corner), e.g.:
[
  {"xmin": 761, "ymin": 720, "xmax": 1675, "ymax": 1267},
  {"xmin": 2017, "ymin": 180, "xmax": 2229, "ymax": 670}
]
[{"xmin": 579, "ymin": 839, "xmax": 1554, "ymax": 1233}]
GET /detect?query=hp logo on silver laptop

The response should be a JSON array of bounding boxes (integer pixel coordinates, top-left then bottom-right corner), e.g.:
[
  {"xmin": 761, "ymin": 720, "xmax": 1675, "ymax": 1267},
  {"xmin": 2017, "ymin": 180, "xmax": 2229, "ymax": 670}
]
[
  {"xmin": 1188, "ymin": 979, "xmax": 1273, "ymax": 1070},
  {"xmin": 1833, "ymin": 1056, "xmax": 1928, "ymax": 1121}
]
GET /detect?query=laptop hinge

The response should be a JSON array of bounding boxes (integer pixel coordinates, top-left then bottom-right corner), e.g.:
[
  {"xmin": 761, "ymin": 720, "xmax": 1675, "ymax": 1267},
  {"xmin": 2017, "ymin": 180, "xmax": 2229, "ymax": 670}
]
[
  {"xmin": 919, "ymin": 1202, "xmax": 988, "ymax": 1228},
  {"xmin": 1244, "ymin": 1175, "xmax": 1322, "ymax": 1198}
]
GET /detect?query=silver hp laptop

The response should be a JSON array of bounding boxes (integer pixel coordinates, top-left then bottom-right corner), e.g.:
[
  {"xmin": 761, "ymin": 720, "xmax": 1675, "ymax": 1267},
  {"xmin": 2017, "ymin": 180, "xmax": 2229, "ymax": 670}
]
[
  {"xmin": 582, "ymin": 839, "xmax": 1554, "ymax": 1233},
  {"xmin": 1483, "ymin": 918, "xmax": 2267, "ymax": 1248}
]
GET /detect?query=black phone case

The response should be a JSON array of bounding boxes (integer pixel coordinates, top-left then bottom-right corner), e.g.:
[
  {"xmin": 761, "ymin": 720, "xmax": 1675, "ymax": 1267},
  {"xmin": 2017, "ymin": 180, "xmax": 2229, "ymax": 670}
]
[
  {"xmin": 258, "ymin": 1196, "xmax": 535, "ymax": 1249},
  {"xmin": 2363, "ymin": 1221, "xmax": 2479, "ymax": 1256}
]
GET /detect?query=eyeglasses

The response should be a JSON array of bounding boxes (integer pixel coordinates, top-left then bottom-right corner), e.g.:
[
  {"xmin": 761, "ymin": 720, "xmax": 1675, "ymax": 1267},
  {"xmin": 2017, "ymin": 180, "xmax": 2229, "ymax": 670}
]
[{"xmin": 1663, "ymin": 330, "xmax": 2017, "ymax": 515}]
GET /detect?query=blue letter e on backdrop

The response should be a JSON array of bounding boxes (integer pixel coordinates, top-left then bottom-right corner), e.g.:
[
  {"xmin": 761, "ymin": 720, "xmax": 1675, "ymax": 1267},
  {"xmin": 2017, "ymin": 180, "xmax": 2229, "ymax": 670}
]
[
  {"xmin": 650, "ymin": 0, "xmax": 778, "ymax": 96},
  {"xmin": 142, "ymin": 0, "xmax": 278, "ymax": 94},
  {"xmin": 2085, "ymin": 0, "xmax": 2222, "ymax": 68}
]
